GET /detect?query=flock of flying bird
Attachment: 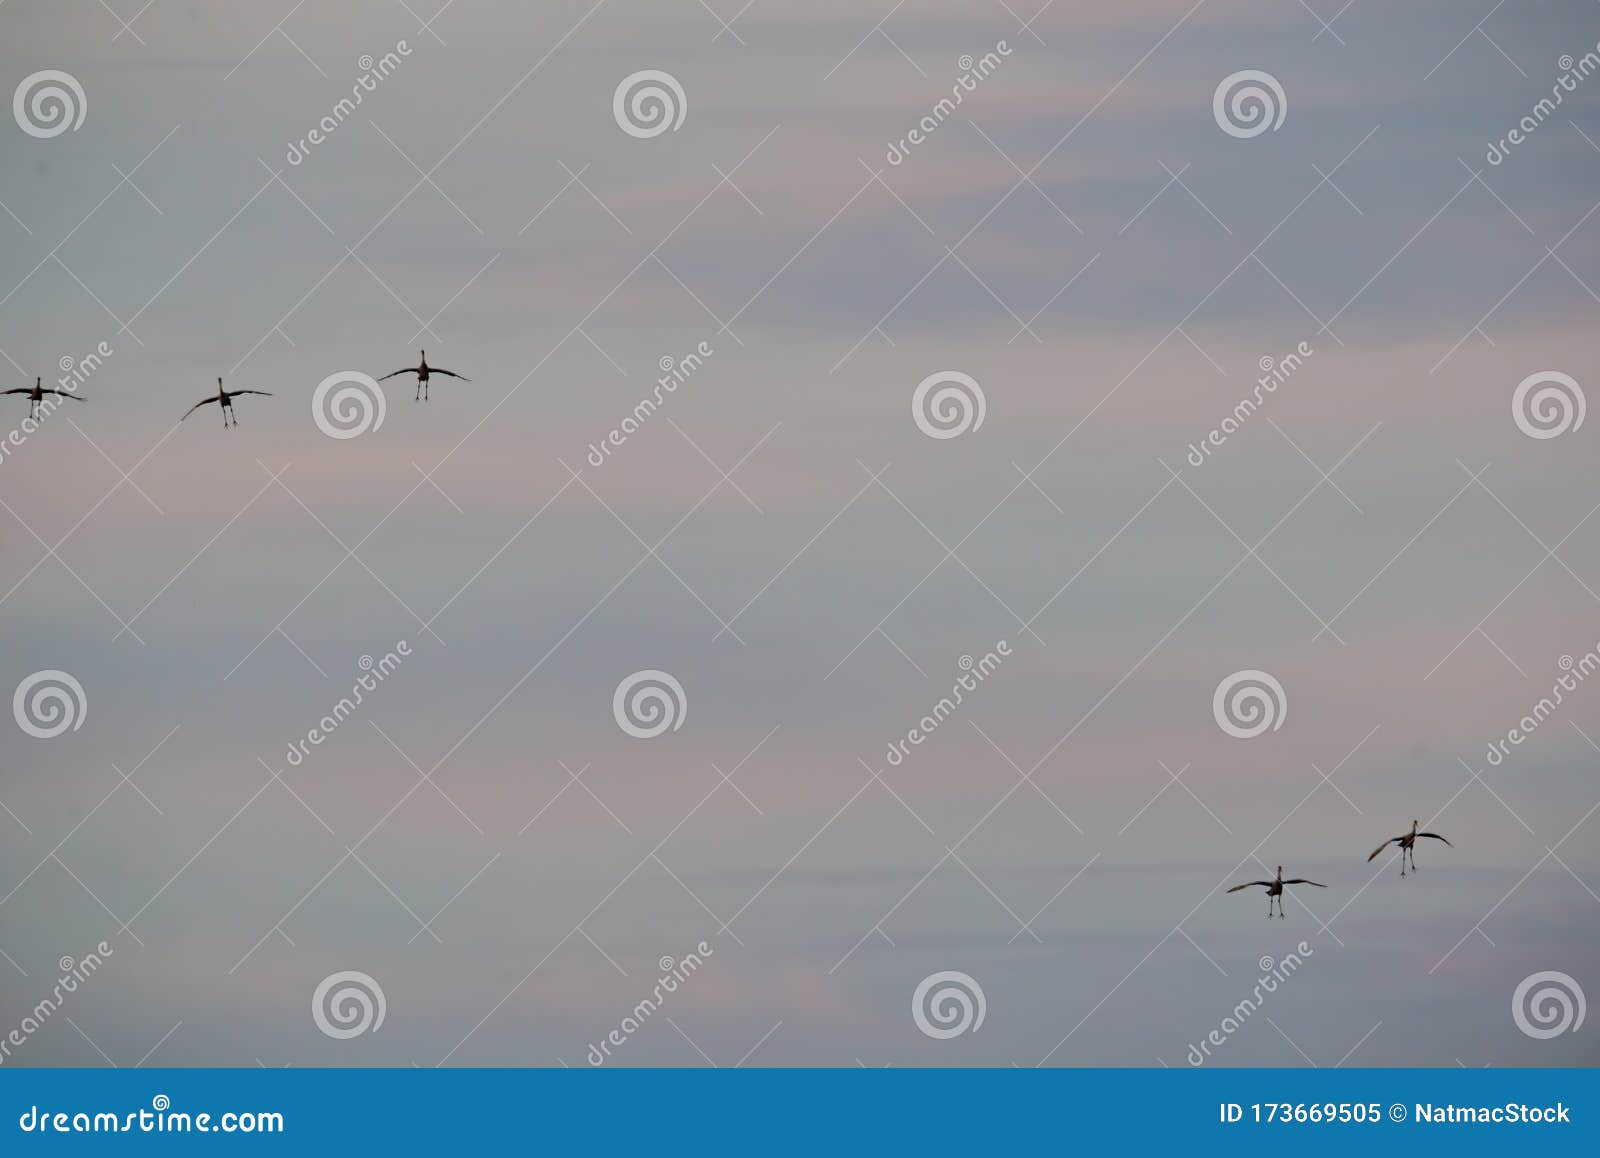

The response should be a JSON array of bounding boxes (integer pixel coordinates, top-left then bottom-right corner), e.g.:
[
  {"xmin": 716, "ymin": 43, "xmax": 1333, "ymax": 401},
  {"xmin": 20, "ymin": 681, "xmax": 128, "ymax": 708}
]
[
  {"xmin": 1228, "ymin": 820, "xmax": 1454, "ymax": 918},
  {"xmin": 9, "ymin": 354, "xmax": 1460, "ymax": 925},
  {"xmin": 4, "ymin": 351, "xmax": 470, "ymax": 427}
]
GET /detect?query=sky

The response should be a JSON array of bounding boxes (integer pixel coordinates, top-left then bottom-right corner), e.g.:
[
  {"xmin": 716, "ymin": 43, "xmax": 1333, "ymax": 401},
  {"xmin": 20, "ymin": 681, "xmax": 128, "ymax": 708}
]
[{"xmin": 1, "ymin": 0, "xmax": 1598, "ymax": 1067}]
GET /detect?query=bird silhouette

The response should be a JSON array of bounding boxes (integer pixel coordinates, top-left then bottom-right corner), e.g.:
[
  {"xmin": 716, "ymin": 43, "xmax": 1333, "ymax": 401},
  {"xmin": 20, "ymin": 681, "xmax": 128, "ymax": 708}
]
[
  {"xmin": 4, "ymin": 377, "xmax": 85, "ymax": 420},
  {"xmin": 1227, "ymin": 865, "xmax": 1326, "ymax": 918},
  {"xmin": 1368, "ymin": 819, "xmax": 1452, "ymax": 876},
  {"xmin": 181, "ymin": 377, "xmax": 272, "ymax": 428},
  {"xmin": 378, "ymin": 350, "xmax": 469, "ymax": 401}
]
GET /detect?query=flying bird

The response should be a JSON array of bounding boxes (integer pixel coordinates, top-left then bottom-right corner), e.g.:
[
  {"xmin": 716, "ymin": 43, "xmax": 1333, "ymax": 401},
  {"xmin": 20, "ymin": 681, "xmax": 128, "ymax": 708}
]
[
  {"xmin": 1368, "ymin": 819, "xmax": 1452, "ymax": 876},
  {"xmin": 4, "ymin": 377, "xmax": 85, "ymax": 420},
  {"xmin": 1227, "ymin": 865, "xmax": 1326, "ymax": 918},
  {"xmin": 378, "ymin": 350, "xmax": 470, "ymax": 401},
  {"xmin": 181, "ymin": 377, "xmax": 272, "ymax": 428}
]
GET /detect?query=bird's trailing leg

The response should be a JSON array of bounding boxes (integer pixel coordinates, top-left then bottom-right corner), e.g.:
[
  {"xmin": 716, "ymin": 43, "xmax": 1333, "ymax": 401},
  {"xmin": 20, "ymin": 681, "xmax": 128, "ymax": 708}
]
[{"xmin": 414, "ymin": 381, "xmax": 420, "ymax": 401}]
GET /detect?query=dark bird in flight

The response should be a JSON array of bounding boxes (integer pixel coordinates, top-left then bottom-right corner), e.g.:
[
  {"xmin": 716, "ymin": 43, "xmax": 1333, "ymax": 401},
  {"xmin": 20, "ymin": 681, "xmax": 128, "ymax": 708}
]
[
  {"xmin": 1368, "ymin": 819, "xmax": 1452, "ymax": 876},
  {"xmin": 1227, "ymin": 865, "xmax": 1326, "ymax": 918},
  {"xmin": 181, "ymin": 377, "xmax": 272, "ymax": 428},
  {"xmin": 379, "ymin": 350, "xmax": 469, "ymax": 401},
  {"xmin": 4, "ymin": 377, "xmax": 85, "ymax": 420}
]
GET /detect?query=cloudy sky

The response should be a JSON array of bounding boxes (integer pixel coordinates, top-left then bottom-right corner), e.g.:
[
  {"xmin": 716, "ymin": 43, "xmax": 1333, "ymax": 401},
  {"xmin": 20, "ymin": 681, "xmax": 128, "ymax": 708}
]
[{"xmin": 1, "ymin": 0, "xmax": 1598, "ymax": 1066}]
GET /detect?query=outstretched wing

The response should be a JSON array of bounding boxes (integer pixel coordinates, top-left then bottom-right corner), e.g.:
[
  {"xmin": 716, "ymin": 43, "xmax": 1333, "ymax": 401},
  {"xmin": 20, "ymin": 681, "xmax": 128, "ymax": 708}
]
[
  {"xmin": 378, "ymin": 368, "xmax": 417, "ymax": 381},
  {"xmin": 1368, "ymin": 836, "xmax": 1400, "ymax": 861},
  {"xmin": 41, "ymin": 389, "xmax": 84, "ymax": 401},
  {"xmin": 180, "ymin": 396, "xmax": 220, "ymax": 420},
  {"xmin": 231, "ymin": 390, "xmax": 273, "ymax": 397},
  {"xmin": 1226, "ymin": 881, "xmax": 1272, "ymax": 893},
  {"xmin": 1284, "ymin": 879, "xmax": 1326, "ymax": 887},
  {"xmin": 431, "ymin": 367, "xmax": 470, "ymax": 380},
  {"xmin": 1417, "ymin": 832, "xmax": 1452, "ymax": 846},
  {"xmin": 1, "ymin": 388, "xmax": 31, "ymax": 396}
]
